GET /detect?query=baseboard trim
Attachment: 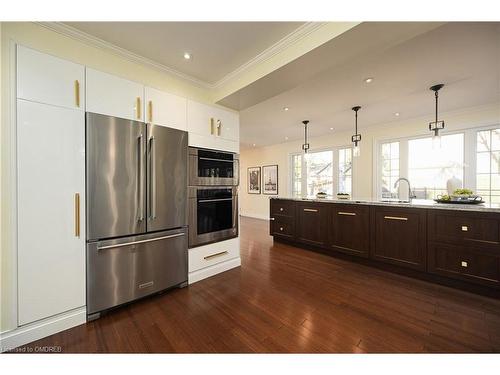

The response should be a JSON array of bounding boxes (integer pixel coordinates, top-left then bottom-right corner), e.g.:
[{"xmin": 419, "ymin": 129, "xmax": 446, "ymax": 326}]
[
  {"xmin": 239, "ymin": 213, "xmax": 269, "ymax": 221},
  {"xmin": 0, "ymin": 307, "xmax": 86, "ymax": 352},
  {"xmin": 188, "ymin": 257, "xmax": 241, "ymax": 284}
]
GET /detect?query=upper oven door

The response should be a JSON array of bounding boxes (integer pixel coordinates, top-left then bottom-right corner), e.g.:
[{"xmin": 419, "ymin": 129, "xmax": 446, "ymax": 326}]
[{"xmin": 189, "ymin": 147, "xmax": 239, "ymax": 186}]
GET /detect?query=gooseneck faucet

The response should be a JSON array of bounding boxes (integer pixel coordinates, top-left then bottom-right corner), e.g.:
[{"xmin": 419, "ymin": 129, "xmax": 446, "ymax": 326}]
[{"xmin": 394, "ymin": 177, "xmax": 416, "ymax": 202}]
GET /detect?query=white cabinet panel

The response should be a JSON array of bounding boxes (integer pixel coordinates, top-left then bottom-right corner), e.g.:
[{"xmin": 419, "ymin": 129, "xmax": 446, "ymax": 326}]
[
  {"xmin": 187, "ymin": 100, "xmax": 215, "ymax": 137},
  {"xmin": 217, "ymin": 108, "xmax": 239, "ymax": 142},
  {"xmin": 188, "ymin": 133, "xmax": 239, "ymax": 153},
  {"xmin": 17, "ymin": 100, "xmax": 86, "ymax": 326},
  {"xmin": 17, "ymin": 45, "xmax": 84, "ymax": 110},
  {"xmin": 86, "ymin": 68, "xmax": 144, "ymax": 121},
  {"xmin": 144, "ymin": 87, "xmax": 187, "ymax": 130}
]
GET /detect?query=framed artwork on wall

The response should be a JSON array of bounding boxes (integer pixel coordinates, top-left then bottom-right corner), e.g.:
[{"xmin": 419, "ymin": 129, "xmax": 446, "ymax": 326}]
[
  {"xmin": 248, "ymin": 167, "xmax": 261, "ymax": 194},
  {"xmin": 262, "ymin": 165, "xmax": 278, "ymax": 195}
]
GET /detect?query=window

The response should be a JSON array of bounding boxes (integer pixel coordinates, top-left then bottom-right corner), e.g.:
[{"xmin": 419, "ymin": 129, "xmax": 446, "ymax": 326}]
[
  {"xmin": 338, "ymin": 148, "xmax": 352, "ymax": 194},
  {"xmin": 290, "ymin": 150, "xmax": 335, "ymax": 198},
  {"xmin": 408, "ymin": 134, "xmax": 464, "ymax": 199},
  {"xmin": 380, "ymin": 142, "xmax": 400, "ymax": 198},
  {"xmin": 476, "ymin": 128, "xmax": 500, "ymax": 203}
]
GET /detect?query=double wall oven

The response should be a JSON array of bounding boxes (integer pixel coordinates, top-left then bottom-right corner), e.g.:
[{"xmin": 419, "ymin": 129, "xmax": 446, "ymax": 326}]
[{"xmin": 188, "ymin": 147, "xmax": 239, "ymax": 247}]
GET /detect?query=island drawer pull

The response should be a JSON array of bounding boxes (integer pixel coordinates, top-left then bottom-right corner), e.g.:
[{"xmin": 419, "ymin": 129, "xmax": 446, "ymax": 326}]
[
  {"xmin": 384, "ymin": 216, "xmax": 408, "ymax": 221},
  {"xmin": 461, "ymin": 225, "xmax": 468, "ymax": 232},
  {"xmin": 303, "ymin": 208, "xmax": 318, "ymax": 212},
  {"xmin": 338, "ymin": 212, "xmax": 356, "ymax": 216},
  {"xmin": 461, "ymin": 261, "xmax": 468, "ymax": 268},
  {"xmin": 204, "ymin": 251, "xmax": 229, "ymax": 260}
]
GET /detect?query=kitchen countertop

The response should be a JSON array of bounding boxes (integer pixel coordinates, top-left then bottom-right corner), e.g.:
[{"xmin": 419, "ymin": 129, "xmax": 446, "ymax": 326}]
[{"xmin": 270, "ymin": 196, "xmax": 500, "ymax": 213}]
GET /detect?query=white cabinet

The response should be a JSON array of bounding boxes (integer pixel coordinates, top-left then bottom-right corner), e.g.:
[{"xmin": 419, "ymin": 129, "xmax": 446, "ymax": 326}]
[
  {"xmin": 17, "ymin": 45, "xmax": 84, "ymax": 110},
  {"xmin": 144, "ymin": 86, "xmax": 187, "ymax": 130},
  {"xmin": 86, "ymin": 68, "xmax": 144, "ymax": 121},
  {"xmin": 187, "ymin": 100, "xmax": 239, "ymax": 152},
  {"xmin": 17, "ymin": 99, "xmax": 86, "ymax": 326}
]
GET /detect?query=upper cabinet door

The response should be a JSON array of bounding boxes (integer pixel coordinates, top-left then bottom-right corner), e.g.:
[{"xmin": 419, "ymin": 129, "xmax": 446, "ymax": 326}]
[
  {"xmin": 144, "ymin": 87, "xmax": 187, "ymax": 130},
  {"xmin": 216, "ymin": 108, "xmax": 239, "ymax": 142},
  {"xmin": 86, "ymin": 68, "xmax": 144, "ymax": 121},
  {"xmin": 17, "ymin": 45, "xmax": 85, "ymax": 110},
  {"xmin": 187, "ymin": 100, "xmax": 216, "ymax": 137}
]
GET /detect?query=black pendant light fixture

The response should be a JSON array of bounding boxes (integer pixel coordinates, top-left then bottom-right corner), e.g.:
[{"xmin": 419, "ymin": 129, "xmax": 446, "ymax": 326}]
[
  {"xmin": 301, "ymin": 120, "xmax": 310, "ymax": 154},
  {"xmin": 429, "ymin": 84, "xmax": 445, "ymax": 144},
  {"xmin": 351, "ymin": 106, "xmax": 362, "ymax": 157}
]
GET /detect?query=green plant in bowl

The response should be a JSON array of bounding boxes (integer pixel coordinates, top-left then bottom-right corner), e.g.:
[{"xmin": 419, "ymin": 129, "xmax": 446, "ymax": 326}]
[{"xmin": 453, "ymin": 188, "xmax": 474, "ymax": 196}]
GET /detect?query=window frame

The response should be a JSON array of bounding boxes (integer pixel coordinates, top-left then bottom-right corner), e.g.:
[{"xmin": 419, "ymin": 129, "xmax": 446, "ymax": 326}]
[{"xmin": 288, "ymin": 145, "xmax": 353, "ymax": 198}]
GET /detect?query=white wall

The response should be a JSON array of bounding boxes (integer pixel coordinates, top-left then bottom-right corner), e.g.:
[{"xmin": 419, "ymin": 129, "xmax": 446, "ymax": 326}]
[{"xmin": 239, "ymin": 103, "xmax": 500, "ymax": 220}]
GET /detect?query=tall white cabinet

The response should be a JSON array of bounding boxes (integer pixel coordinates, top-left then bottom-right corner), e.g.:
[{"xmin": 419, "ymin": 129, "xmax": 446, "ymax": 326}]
[{"xmin": 16, "ymin": 46, "xmax": 86, "ymax": 326}]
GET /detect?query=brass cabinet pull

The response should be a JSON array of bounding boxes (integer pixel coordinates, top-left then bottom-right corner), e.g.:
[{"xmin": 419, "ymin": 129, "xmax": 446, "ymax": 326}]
[
  {"xmin": 136, "ymin": 97, "xmax": 141, "ymax": 119},
  {"xmin": 280, "ymin": 227, "xmax": 284, "ymax": 231},
  {"xmin": 148, "ymin": 100, "xmax": 153, "ymax": 123},
  {"xmin": 217, "ymin": 119, "xmax": 221, "ymax": 136},
  {"xmin": 279, "ymin": 207, "xmax": 284, "ymax": 212},
  {"xmin": 338, "ymin": 212, "xmax": 356, "ymax": 216},
  {"xmin": 270, "ymin": 217, "xmax": 275, "ymax": 221},
  {"xmin": 461, "ymin": 225, "xmax": 468, "ymax": 232},
  {"xmin": 210, "ymin": 118, "xmax": 215, "ymax": 135},
  {"xmin": 384, "ymin": 215, "xmax": 408, "ymax": 221},
  {"xmin": 204, "ymin": 251, "xmax": 228, "ymax": 260},
  {"xmin": 74, "ymin": 193, "xmax": 80, "ymax": 237},
  {"xmin": 303, "ymin": 208, "xmax": 318, "ymax": 212},
  {"xmin": 461, "ymin": 261, "xmax": 468, "ymax": 268},
  {"xmin": 74, "ymin": 80, "xmax": 80, "ymax": 107}
]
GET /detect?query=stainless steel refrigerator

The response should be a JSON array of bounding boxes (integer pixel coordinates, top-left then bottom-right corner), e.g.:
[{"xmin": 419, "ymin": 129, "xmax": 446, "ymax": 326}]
[{"xmin": 85, "ymin": 113, "xmax": 188, "ymax": 320}]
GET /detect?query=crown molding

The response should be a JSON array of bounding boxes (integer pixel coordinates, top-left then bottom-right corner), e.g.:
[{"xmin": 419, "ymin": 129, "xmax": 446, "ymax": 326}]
[
  {"xmin": 211, "ymin": 22, "xmax": 328, "ymax": 88},
  {"xmin": 36, "ymin": 22, "xmax": 212, "ymax": 89},
  {"xmin": 36, "ymin": 22, "xmax": 328, "ymax": 92}
]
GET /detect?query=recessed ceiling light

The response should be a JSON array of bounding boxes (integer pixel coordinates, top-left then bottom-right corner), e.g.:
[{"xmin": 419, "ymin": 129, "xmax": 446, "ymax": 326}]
[
  {"xmin": 330, "ymin": 127, "xmax": 334, "ymax": 130},
  {"xmin": 285, "ymin": 136, "xmax": 289, "ymax": 140},
  {"xmin": 364, "ymin": 77, "xmax": 374, "ymax": 83},
  {"xmin": 183, "ymin": 52, "xmax": 191, "ymax": 60},
  {"xmin": 252, "ymin": 143, "xmax": 256, "ymax": 147},
  {"xmin": 395, "ymin": 112, "xmax": 400, "ymax": 116},
  {"xmin": 283, "ymin": 107, "xmax": 289, "ymax": 111}
]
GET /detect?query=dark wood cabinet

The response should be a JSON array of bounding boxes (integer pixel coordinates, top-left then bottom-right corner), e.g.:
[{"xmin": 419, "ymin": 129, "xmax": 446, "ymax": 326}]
[
  {"xmin": 370, "ymin": 206, "xmax": 427, "ymax": 271},
  {"xmin": 330, "ymin": 204, "xmax": 370, "ymax": 257},
  {"xmin": 269, "ymin": 198, "xmax": 500, "ymax": 293},
  {"xmin": 269, "ymin": 199, "xmax": 296, "ymax": 240},
  {"xmin": 295, "ymin": 202, "xmax": 329, "ymax": 247}
]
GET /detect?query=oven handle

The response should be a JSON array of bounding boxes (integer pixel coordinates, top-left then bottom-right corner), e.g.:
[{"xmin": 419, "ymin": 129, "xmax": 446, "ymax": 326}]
[
  {"xmin": 198, "ymin": 198, "xmax": 234, "ymax": 203},
  {"xmin": 198, "ymin": 157, "xmax": 235, "ymax": 163}
]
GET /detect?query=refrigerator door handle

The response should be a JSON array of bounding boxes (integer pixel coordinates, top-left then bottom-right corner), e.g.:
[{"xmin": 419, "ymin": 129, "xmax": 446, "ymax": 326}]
[
  {"xmin": 137, "ymin": 133, "xmax": 144, "ymax": 222},
  {"xmin": 97, "ymin": 232, "xmax": 186, "ymax": 251},
  {"xmin": 149, "ymin": 135, "xmax": 156, "ymax": 220}
]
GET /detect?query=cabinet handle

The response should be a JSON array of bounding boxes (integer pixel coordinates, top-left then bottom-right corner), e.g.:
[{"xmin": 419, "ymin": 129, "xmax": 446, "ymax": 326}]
[
  {"xmin": 136, "ymin": 97, "xmax": 141, "ymax": 119},
  {"xmin": 461, "ymin": 225, "xmax": 468, "ymax": 232},
  {"xmin": 74, "ymin": 193, "xmax": 80, "ymax": 238},
  {"xmin": 204, "ymin": 251, "xmax": 228, "ymax": 260},
  {"xmin": 74, "ymin": 80, "xmax": 80, "ymax": 107},
  {"xmin": 304, "ymin": 208, "xmax": 318, "ymax": 212},
  {"xmin": 217, "ymin": 119, "xmax": 222, "ymax": 136},
  {"xmin": 280, "ymin": 227, "xmax": 284, "ymax": 231},
  {"xmin": 338, "ymin": 212, "xmax": 356, "ymax": 216},
  {"xmin": 148, "ymin": 100, "xmax": 153, "ymax": 123},
  {"xmin": 461, "ymin": 261, "xmax": 468, "ymax": 268},
  {"xmin": 279, "ymin": 207, "xmax": 284, "ymax": 212},
  {"xmin": 210, "ymin": 118, "xmax": 215, "ymax": 135},
  {"xmin": 384, "ymin": 215, "xmax": 408, "ymax": 221},
  {"xmin": 270, "ymin": 218, "xmax": 275, "ymax": 221}
]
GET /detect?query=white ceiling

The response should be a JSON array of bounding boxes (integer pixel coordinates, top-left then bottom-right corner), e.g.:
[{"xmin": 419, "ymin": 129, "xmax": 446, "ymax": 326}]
[
  {"xmin": 235, "ymin": 22, "xmax": 500, "ymax": 148},
  {"xmin": 64, "ymin": 21, "xmax": 304, "ymax": 84}
]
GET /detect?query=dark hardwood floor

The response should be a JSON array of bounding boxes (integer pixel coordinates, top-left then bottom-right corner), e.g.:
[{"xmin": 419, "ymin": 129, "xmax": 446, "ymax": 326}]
[{"xmin": 16, "ymin": 217, "xmax": 500, "ymax": 353}]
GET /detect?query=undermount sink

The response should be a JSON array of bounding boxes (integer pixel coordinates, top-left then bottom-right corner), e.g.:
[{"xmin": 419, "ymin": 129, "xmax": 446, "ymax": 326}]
[{"xmin": 379, "ymin": 199, "xmax": 411, "ymax": 203}]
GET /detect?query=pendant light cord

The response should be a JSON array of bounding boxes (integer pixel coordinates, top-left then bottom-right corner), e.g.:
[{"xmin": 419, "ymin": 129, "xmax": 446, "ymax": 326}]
[{"xmin": 435, "ymin": 90, "xmax": 439, "ymax": 124}]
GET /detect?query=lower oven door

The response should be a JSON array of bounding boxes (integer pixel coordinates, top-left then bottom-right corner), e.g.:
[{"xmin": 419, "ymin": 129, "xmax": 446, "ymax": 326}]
[
  {"xmin": 188, "ymin": 187, "xmax": 238, "ymax": 248},
  {"xmin": 86, "ymin": 228, "xmax": 187, "ymax": 316}
]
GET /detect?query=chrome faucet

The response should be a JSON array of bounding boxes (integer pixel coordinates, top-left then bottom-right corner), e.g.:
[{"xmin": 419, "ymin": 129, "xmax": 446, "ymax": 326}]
[{"xmin": 394, "ymin": 177, "xmax": 416, "ymax": 202}]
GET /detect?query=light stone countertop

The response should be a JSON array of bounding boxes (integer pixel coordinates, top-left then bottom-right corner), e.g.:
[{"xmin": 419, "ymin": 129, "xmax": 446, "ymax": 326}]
[{"xmin": 270, "ymin": 196, "xmax": 500, "ymax": 213}]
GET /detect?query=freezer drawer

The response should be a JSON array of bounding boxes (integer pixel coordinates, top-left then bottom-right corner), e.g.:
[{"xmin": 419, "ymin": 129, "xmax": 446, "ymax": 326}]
[{"xmin": 86, "ymin": 228, "xmax": 187, "ymax": 316}]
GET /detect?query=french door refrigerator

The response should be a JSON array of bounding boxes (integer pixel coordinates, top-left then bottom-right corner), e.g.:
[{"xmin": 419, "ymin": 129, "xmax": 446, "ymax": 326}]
[{"xmin": 85, "ymin": 112, "xmax": 188, "ymax": 320}]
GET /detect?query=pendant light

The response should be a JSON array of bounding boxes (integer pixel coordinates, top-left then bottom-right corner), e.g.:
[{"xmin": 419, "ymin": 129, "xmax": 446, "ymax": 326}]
[
  {"xmin": 429, "ymin": 84, "xmax": 445, "ymax": 148},
  {"xmin": 301, "ymin": 120, "xmax": 310, "ymax": 156},
  {"xmin": 351, "ymin": 106, "xmax": 362, "ymax": 157}
]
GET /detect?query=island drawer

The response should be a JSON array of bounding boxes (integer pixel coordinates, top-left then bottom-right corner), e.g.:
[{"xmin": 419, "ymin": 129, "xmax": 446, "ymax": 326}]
[
  {"xmin": 270, "ymin": 199, "xmax": 296, "ymax": 218},
  {"xmin": 270, "ymin": 216, "xmax": 295, "ymax": 239},
  {"xmin": 428, "ymin": 210, "xmax": 500, "ymax": 248},
  {"xmin": 428, "ymin": 242, "xmax": 500, "ymax": 287}
]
